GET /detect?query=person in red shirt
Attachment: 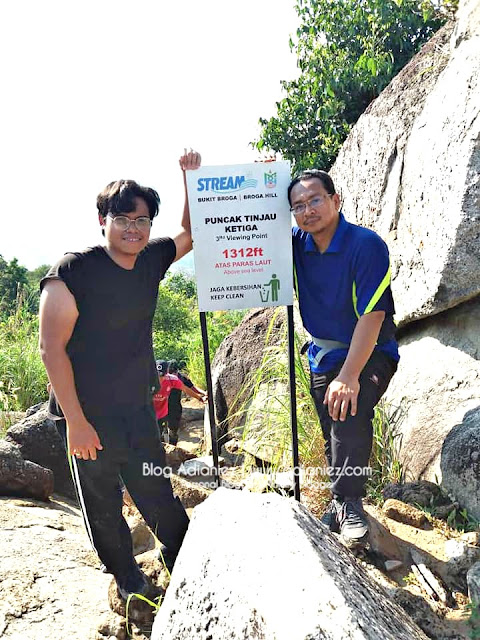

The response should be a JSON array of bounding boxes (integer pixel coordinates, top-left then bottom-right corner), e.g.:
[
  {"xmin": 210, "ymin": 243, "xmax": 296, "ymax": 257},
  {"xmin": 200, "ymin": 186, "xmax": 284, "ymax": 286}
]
[{"xmin": 153, "ymin": 360, "xmax": 206, "ymax": 444}]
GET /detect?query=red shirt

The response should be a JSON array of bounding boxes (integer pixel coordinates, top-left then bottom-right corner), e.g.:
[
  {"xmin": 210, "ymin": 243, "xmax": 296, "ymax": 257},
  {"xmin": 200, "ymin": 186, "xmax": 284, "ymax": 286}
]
[{"xmin": 152, "ymin": 374, "xmax": 183, "ymax": 419}]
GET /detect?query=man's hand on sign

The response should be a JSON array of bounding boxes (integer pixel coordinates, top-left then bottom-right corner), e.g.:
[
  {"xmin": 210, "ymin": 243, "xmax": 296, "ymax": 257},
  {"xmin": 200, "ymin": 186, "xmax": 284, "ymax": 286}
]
[{"xmin": 323, "ymin": 374, "xmax": 360, "ymax": 422}]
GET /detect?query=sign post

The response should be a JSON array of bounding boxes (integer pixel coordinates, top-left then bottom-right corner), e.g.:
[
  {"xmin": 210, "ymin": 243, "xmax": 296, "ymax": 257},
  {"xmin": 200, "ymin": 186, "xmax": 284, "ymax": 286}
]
[{"xmin": 186, "ymin": 162, "xmax": 300, "ymax": 498}]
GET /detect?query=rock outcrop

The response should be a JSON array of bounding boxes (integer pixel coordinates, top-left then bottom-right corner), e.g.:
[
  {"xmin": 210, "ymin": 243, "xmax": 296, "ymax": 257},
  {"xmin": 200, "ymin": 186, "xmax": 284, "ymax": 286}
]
[
  {"xmin": 5, "ymin": 403, "xmax": 74, "ymax": 499},
  {"xmin": 152, "ymin": 488, "xmax": 428, "ymax": 640},
  {"xmin": 330, "ymin": 16, "xmax": 479, "ymax": 326},
  {"xmin": 383, "ymin": 297, "xmax": 479, "ymax": 497},
  {"xmin": 0, "ymin": 440, "xmax": 53, "ymax": 501},
  {"xmin": 0, "ymin": 496, "xmax": 112, "ymax": 639},
  {"xmin": 441, "ymin": 406, "xmax": 480, "ymax": 520}
]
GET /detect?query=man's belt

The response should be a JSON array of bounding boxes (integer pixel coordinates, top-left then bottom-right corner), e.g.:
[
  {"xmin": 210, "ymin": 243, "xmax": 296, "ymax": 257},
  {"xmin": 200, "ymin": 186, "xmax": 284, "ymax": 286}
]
[{"xmin": 310, "ymin": 337, "xmax": 349, "ymax": 366}]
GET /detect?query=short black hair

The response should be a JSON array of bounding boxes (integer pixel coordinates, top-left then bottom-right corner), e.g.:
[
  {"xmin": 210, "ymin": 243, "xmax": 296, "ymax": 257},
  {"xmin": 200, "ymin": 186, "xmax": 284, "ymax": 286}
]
[
  {"xmin": 168, "ymin": 360, "xmax": 178, "ymax": 374},
  {"xmin": 287, "ymin": 170, "xmax": 336, "ymax": 205},
  {"xmin": 97, "ymin": 180, "xmax": 160, "ymax": 221}
]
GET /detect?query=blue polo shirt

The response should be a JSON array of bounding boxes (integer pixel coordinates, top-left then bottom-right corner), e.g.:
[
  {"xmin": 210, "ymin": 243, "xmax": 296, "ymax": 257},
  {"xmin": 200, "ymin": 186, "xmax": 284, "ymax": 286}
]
[{"xmin": 292, "ymin": 212, "xmax": 399, "ymax": 373}]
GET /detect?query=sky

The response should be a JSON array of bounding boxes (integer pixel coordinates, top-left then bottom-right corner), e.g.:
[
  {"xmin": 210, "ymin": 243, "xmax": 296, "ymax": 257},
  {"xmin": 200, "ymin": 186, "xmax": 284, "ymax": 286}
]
[{"xmin": 0, "ymin": 0, "xmax": 299, "ymax": 272}]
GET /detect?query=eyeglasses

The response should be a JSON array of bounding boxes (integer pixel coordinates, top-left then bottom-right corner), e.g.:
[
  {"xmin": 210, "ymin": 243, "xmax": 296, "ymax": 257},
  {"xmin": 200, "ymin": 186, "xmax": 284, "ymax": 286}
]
[
  {"xmin": 107, "ymin": 214, "xmax": 152, "ymax": 231},
  {"xmin": 290, "ymin": 195, "xmax": 331, "ymax": 216}
]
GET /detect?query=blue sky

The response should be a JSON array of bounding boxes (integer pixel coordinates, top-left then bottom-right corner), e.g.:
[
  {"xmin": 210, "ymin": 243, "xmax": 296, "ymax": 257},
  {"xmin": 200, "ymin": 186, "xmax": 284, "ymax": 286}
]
[{"xmin": 0, "ymin": 1, "xmax": 298, "ymax": 271}]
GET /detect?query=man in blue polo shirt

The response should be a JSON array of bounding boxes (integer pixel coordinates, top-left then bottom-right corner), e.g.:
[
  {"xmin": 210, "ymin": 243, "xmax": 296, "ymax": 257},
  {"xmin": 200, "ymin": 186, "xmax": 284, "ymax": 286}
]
[{"xmin": 289, "ymin": 169, "xmax": 399, "ymax": 550}]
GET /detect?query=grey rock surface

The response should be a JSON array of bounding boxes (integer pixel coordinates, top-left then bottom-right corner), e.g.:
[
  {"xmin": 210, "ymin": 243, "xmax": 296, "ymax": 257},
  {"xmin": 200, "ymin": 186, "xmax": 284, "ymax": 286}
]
[
  {"xmin": 152, "ymin": 488, "xmax": 428, "ymax": 640},
  {"xmin": 0, "ymin": 496, "xmax": 112, "ymax": 639},
  {"xmin": 0, "ymin": 440, "xmax": 53, "ymax": 501},
  {"xmin": 6, "ymin": 402, "xmax": 75, "ymax": 499},
  {"xmin": 444, "ymin": 538, "xmax": 480, "ymax": 578},
  {"xmin": 383, "ymin": 297, "xmax": 480, "ymax": 514},
  {"xmin": 467, "ymin": 561, "xmax": 480, "ymax": 605},
  {"xmin": 441, "ymin": 407, "xmax": 480, "ymax": 520},
  {"xmin": 330, "ymin": 10, "xmax": 480, "ymax": 326}
]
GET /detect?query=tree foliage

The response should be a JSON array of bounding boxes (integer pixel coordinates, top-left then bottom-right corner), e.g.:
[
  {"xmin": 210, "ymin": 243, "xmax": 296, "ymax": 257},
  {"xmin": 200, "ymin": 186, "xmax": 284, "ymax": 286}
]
[
  {"xmin": 152, "ymin": 283, "xmax": 197, "ymax": 362},
  {"xmin": 163, "ymin": 271, "xmax": 197, "ymax": 300},
  {"xmin": 254, "ymin": 0, "xmax": 449, "ymax": 173},
  {"xmin": 0, "ymin": 256, "xmax": 50, "ymax": 317},
  {"xmin": 0, "ymin": 256, "xmax": 29, "ymax": 316}
]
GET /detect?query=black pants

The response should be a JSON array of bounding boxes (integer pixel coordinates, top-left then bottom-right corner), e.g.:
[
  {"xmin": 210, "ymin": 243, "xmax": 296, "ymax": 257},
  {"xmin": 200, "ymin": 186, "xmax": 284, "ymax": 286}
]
[
  {"xmin": 58, "ymin": 404, "xmax": 189, "ymax": 579},
  {"xmin": 167, "ymin": 389, "xmax": 182, "ymax": 445},
  {"xmin": 310, "ymin": 350, "xmax": 397, "ymax": 498}
]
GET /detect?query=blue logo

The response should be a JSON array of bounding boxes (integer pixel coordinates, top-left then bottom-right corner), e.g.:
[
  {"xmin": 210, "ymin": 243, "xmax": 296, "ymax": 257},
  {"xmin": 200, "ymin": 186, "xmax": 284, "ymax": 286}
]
[{"xmin": 197, "ymin": 175, "xmax": 258, "ymax": 194}]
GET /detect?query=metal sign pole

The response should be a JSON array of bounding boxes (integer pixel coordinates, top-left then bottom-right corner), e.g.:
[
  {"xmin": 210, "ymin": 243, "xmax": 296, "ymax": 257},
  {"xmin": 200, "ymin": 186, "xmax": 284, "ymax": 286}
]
[
  {"xmin": 286, "ymin": 304, "xmax": 300, "ymax": 501},
  {"xmin": 199, "ymin": 311, "xmax": 221, "ymax": 488}
]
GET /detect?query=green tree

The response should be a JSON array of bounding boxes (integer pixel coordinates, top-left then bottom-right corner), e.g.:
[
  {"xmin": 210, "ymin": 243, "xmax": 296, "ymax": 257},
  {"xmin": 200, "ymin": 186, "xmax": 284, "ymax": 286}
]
[
  {"xmin": 163, "ymin": 271, "xmax": 197, "ymax": 300},
  {"xmin": 0, "ymin": 256, "xmax": 29, "ymax": 316},
  {"xmin": 26, "ymin": 264, "xmax": 51, "ymax": 289},
  {"xmin": 254, "ymin": 0, "xmax": 449, "ymax": 173},
  {"xmin": 25, "ymin": 263, "xmax": 51, "ymax": 314},
  {"xmin": 152, "ymin": 284, "xmax": 197, "ymax": 363}
]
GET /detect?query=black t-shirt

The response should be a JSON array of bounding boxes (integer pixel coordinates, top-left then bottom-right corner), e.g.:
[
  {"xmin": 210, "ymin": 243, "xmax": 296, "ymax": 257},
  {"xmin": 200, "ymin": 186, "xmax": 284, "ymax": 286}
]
[{"xmin": 40, "ymin": 238, "xmax": 176, "ymax": 418}]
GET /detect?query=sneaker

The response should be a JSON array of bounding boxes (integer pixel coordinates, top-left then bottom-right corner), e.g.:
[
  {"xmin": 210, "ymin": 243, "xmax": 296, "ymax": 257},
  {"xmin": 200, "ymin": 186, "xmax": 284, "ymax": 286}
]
[
  {"xmin": 337, "ymin": 497, "xmax": 369, "ymax": 549},
  {"xmin": 167, "ymin": 429, "xmax": 178, "ymax": 446},
  {"xmin": 320, "ymin": 499, "xmax": 341, "ymax": 533},
  {"xmin": 115, "ymin": 565, "xmax": 149, "ymax": 601},
  {"xmin": 157, "ymin": 544, "xmax": 178, "ymax": 573}
]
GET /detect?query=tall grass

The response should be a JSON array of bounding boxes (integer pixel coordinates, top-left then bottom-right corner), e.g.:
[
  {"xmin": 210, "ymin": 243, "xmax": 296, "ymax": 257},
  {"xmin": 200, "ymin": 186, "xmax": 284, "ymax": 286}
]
[
  {"xmin": 229, "ymin": 310, "xmax": 325, "ymax": 472},
  {"xmin": 0, "ymin": 302, "xmax": 48, "ymax": 413},
  {"xmin": 366, "ymin": 400, "xmax": 405, "ymax": 503}
]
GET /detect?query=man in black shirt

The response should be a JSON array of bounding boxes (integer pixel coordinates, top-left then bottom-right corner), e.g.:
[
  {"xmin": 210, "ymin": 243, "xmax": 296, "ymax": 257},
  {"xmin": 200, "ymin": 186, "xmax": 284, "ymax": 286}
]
[{"xmin": 39, "ymin": 150, "xmax": 201, "ymax": 600}]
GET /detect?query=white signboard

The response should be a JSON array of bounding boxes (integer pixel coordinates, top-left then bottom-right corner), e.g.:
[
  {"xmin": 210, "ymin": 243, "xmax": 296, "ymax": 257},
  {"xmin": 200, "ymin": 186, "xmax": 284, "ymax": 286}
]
[{"xmin": 186, "ymin": 161, "xmax": 293, "ymax": 312}]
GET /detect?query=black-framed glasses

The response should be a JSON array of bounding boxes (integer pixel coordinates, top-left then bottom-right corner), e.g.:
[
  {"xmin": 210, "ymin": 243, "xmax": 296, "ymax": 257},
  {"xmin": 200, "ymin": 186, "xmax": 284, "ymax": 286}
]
[
  {"xmin": 107, "ymin": 214, "xmax": 152, "ymax": 231},
  {"xmin": 290, "ymin": 195, "xmax": 330, "ymax": 216}
]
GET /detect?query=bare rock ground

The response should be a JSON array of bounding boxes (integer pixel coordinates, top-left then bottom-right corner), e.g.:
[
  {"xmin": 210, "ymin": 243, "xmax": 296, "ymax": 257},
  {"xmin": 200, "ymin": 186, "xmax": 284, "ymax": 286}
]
[
  {"xmin": 0, "ymin": 410, "xmax": 207, "ymax": 640},
  {"xmin": 0, "ymin": 409, "xmax": 475, "ymax": 639},
  {"xmin": 0, "ymin": 495, "xmax": 112, "ymax": 640}
]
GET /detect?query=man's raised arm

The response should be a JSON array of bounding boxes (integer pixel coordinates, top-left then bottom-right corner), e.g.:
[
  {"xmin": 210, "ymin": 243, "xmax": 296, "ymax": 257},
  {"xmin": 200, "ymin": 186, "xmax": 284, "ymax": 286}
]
[{"xmin": 173, "ymin": 148, "xmax": 202, "ymax": 262}]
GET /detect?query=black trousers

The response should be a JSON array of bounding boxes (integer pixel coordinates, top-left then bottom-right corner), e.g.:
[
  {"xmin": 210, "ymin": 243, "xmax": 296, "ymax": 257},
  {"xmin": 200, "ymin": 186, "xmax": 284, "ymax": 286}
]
[
  {"xmin": 167, "ymin": 389, "xmax": 182, "ymax": 445},
  {"xmin": 310, "ymin": 349, "xmax": 397, "ymax": 498},
  {"xmin": 58, "ymin": 404, "xmax": 189, "ymax": 579}
]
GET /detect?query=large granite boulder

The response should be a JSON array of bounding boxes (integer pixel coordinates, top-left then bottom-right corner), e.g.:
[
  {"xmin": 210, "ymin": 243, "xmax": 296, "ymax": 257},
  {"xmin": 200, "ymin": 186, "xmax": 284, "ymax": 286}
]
[
  {"xmin": 441, "ymin": 407, "xmax": 480, "ymax": 520},
  {"xmin": 383, "ymin": 297, "xmax": 480, "ymax": 516},
  {"xmin": 5, "ymin": 403, "xmax": 74, "ymax": 499},
  {"xmin": 330, "ymin": 9, "xmax": 480, "ymax": 326},
  {"xmin": 211, "ymin": 307, "xmax": 286, "ymax": 430},
  {"xmin": 0, "ymin": 440, "xmax": 53, "ymax": 501},
  {"xmin": 151, "ymin": 489, "xmax": 427, "ymax": 640}
]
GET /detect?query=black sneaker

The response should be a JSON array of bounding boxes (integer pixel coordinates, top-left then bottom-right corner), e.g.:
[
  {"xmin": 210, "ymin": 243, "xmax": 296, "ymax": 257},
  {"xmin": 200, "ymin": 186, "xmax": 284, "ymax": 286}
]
[
  {"xmin": 167, "ymin": 429, "xmax": 178, "ymax": 446},
  {"xmin": 320, "ymin": 499, "xmax": 341, "ymax": 533},
  {"xmin": 157, "ymin": 544, "xmax": 178, "ymax": 573},
  {"xmin": 115, "ymin": 565, "xmax": 149, "ymax": 601},
  {"xmin": 337, "ymin": 497, "xmax": 369, "ymax": 549}
]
